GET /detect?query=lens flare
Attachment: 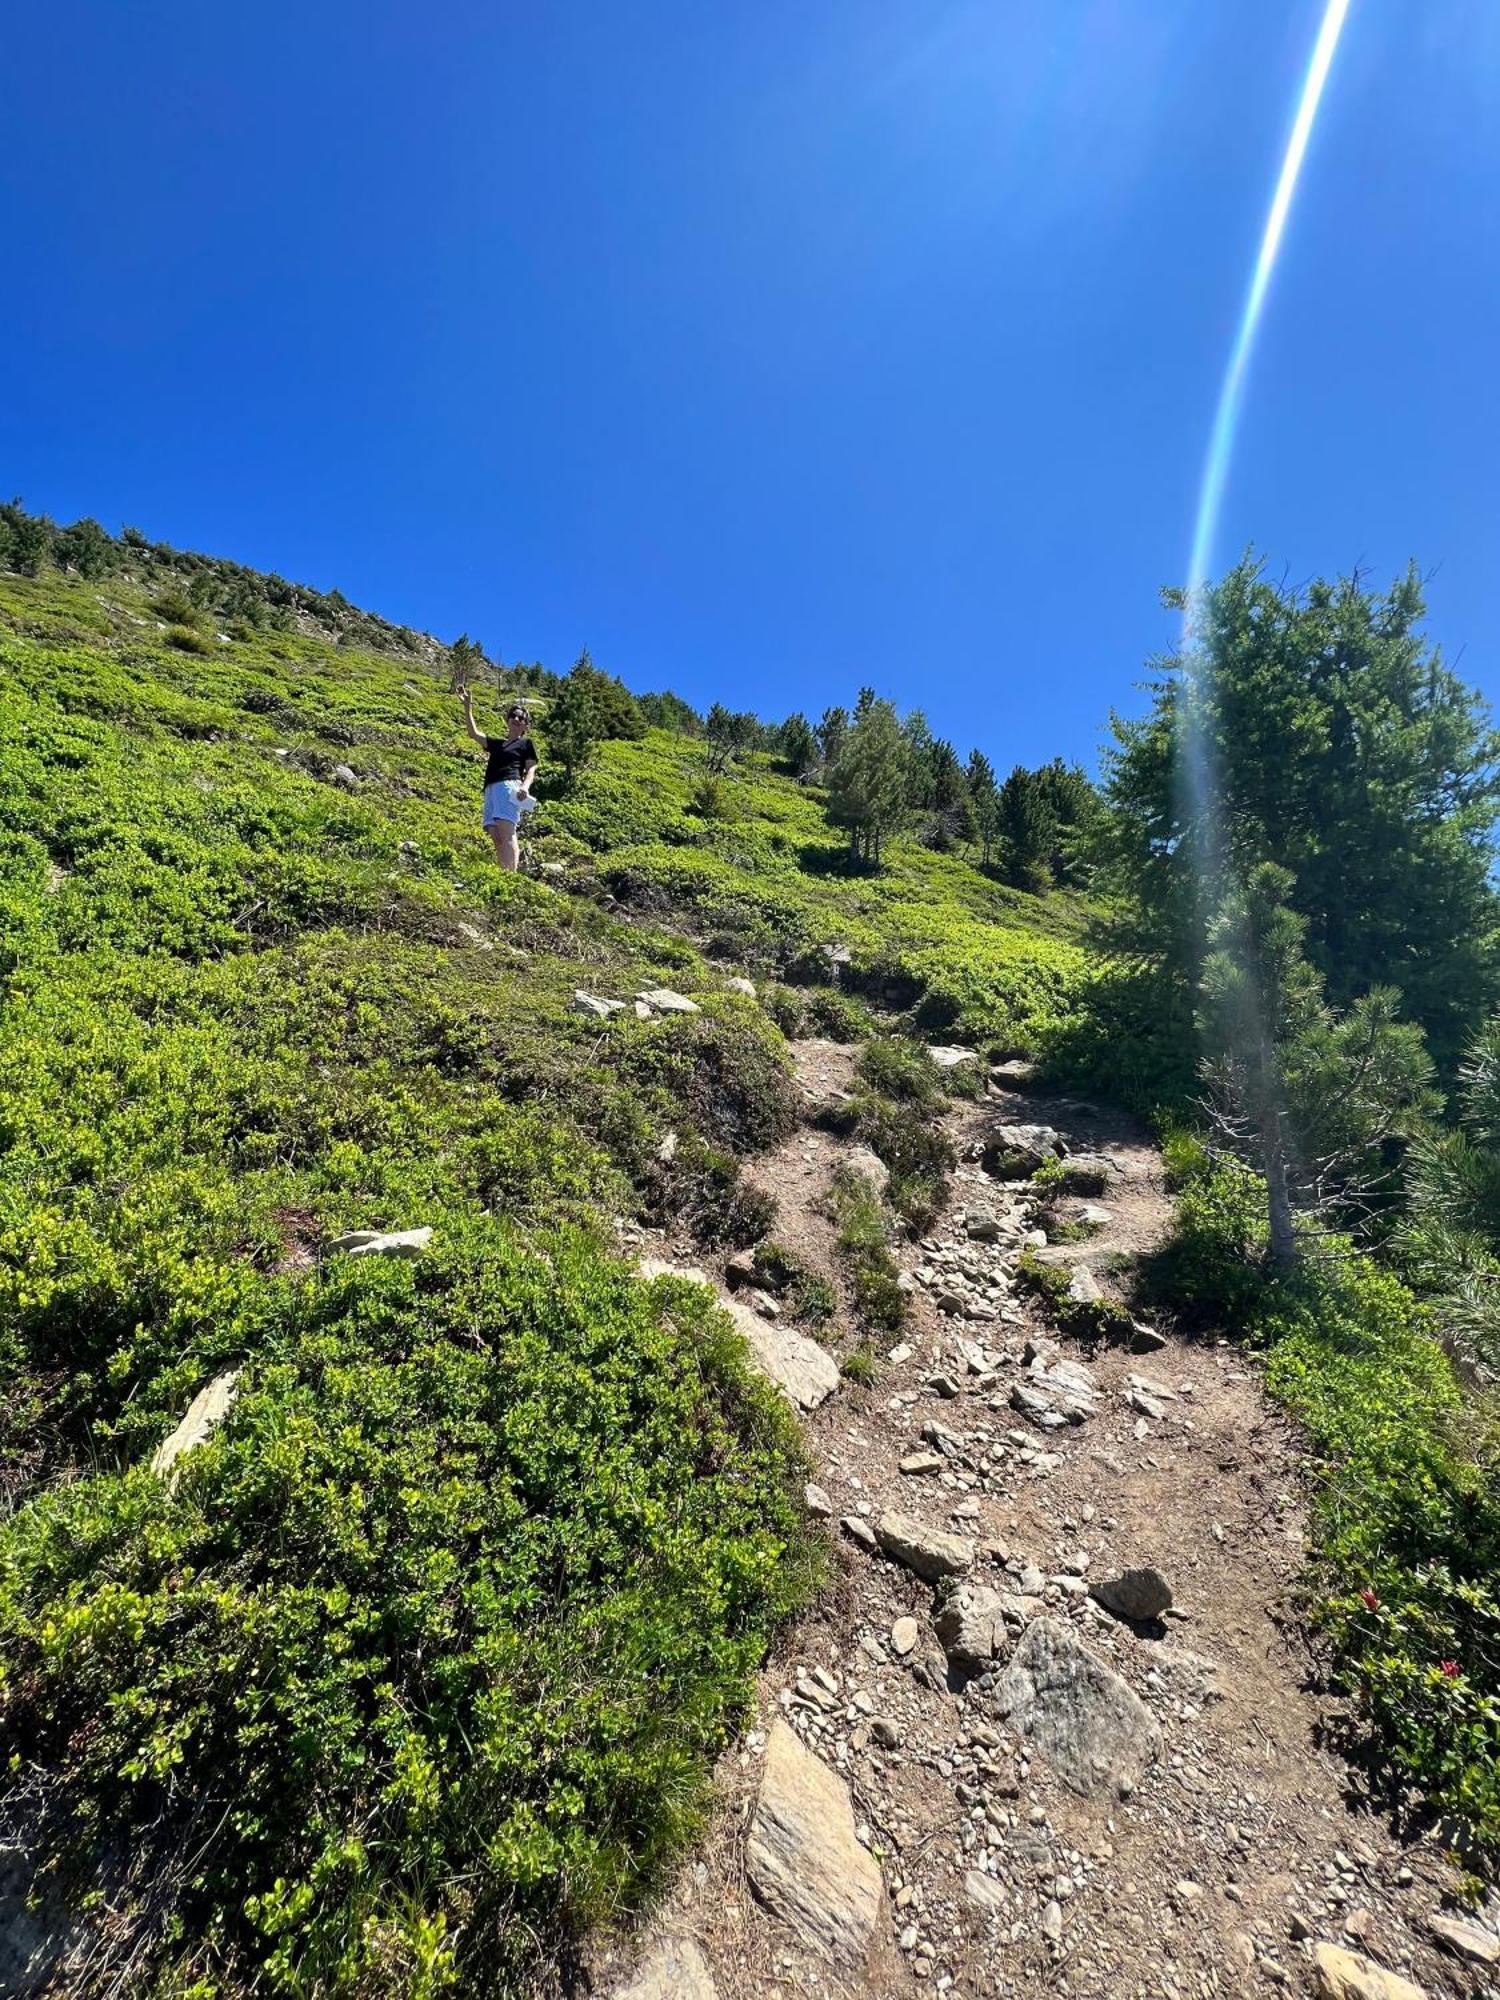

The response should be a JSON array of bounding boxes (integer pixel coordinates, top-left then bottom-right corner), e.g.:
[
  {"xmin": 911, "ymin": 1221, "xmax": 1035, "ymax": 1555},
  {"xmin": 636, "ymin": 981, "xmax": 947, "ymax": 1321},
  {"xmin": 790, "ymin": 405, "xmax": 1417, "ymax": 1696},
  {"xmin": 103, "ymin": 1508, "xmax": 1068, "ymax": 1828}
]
[{"xmin": 1185, "ymin": 0, "xmax": 1354, "ymax": 609}]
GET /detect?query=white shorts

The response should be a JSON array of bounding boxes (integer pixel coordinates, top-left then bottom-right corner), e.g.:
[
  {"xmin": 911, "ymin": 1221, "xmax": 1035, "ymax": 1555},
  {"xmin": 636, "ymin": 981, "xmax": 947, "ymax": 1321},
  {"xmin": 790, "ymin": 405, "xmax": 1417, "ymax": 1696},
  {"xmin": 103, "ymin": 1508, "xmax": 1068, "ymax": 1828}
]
[{"xmin": 483, "ymin": 780, "xmax": 536, "ymax": 828}]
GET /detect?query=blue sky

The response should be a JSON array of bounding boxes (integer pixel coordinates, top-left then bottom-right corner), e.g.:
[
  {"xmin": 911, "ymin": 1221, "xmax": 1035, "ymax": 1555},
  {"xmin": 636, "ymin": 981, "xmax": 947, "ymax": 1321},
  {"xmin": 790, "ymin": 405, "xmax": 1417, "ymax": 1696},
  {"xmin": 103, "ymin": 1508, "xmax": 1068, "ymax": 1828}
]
[{"xmin": 2, "ymin": 1, "xmax": 1496, "ymax": 770}]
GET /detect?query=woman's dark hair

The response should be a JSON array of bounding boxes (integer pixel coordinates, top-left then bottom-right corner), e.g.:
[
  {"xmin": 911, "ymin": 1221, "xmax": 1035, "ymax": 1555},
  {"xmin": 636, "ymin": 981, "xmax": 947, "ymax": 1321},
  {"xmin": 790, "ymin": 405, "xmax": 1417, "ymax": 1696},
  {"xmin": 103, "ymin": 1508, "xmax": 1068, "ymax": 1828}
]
[{"xmin": 506, "ymin": 701, "xmax": 531, "ymax": 727}]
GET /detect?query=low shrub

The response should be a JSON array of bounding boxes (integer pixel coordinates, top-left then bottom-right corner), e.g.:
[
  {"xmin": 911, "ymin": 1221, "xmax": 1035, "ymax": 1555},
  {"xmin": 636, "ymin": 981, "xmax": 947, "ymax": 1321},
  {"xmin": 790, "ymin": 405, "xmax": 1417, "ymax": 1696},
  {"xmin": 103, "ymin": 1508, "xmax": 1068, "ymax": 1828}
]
[
  {"xmin": 826, "ymin": 1167, "xmax": 907, "ymax": 1332},
  {"xmin": 753, "ymin": 1241, "xmax": 836, "ymax": 1324},
  {"xmin": 167, "ymin": 623, "xmax": 214, "ymax": 655},
  {"xmin": 0, "ymin": 1234, "xmax": 816, "ymax": 1993}
]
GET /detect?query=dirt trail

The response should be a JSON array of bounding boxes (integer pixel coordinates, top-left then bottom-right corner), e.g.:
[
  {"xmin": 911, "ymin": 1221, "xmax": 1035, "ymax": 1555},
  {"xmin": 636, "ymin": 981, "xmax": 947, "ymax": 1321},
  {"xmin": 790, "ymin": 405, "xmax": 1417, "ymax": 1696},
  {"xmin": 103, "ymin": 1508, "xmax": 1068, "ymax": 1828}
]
[{"xmin": 600, "ymin": 1044, "xmax": 1482, "ymax": 2000}]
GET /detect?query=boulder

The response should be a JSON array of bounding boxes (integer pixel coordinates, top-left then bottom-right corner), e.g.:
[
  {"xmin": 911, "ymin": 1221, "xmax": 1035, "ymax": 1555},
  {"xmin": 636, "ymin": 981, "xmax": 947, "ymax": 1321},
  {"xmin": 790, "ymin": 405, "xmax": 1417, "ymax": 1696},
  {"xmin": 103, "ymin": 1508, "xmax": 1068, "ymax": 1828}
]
[
  {"xmin": 151, "ymin": 1370, "xmax": 241, "ymax": 1485},
  {"xmin": 990, "ymin": 1059, "xmax": 1039, "ymax": 1088},
  {"xmin": 875, "ymin": 1510, "xmax": 974, "ymax": 1582},
  {"xmin": 638, "ymin": 1257, "xmax": 709, "ymax": 1284},
  {"xmin": 982, "ymin": 1124, "xmax": 1066, "ymax": 1178},
  {"xmin": 723, "ymin": 1249, "xmax": 758, "ymax": 1290},
  {"xmin": 330, "ymin": 1226, "xmax": 433, "ymax": 1260},
  {"xmin": 637, "ymin": 987, "xmax": 701, "ymax": 1015},
  {"xmin": 1066, "ymin": 1264, "xmax": 1103, "ymax": 1307},
  {"xmin": 934, "ymin": 1584, "xmax": 1011, "ymax": 1666},
  {"xmin": 803, "ymin": 1482, "xmax": 834, "ymax": 1518},
  {"xmin": 725, "ymin": 976, "xmax": 757, "ymax": 998},
  {"xmin": 613, "ymin": 1937, "xmax": 718, "ymax": 2000},
  {"xmin": 1128, "ymin": 1320, "xmax": 1169, "ymax": 1354},
  {"xmin": 746, "ymin": 1721, "xmax": 882, "ymax": 1965},
  {"xmin": 843, "ymin": 1146, "xmax": 890, "ymax": 1197},
  {"xmin": 1091, "ymin": 1567, "xmax": 1173, "ymax": 1623},
  {"xmin": 723, "ymin": 1296, "xmax": 839, "ymax": 1411},
  {"xmin": 841, "ymin": 1514, "xmax": 878, "ymax": 1550},
  {"xmin": 929, "ymin": 1045, "xmax": 977, "ymax": 1070},
  {"xmin": 638, "ymin": 1263, "xmax": 838, "ymax": 1411},
  {"xmin": 331, "ymin": 762, "xmax": 359, "ymax": 789},
  {"xmin": 1310, "ymin": 1944, "xmax": 1428, "ymax": 2000},
  {"xmin": 1053, "ymin": 1155, "xmax": 1112, "ymax": 1198},
  {"xmin": 992, "ymin": 1617, "xmax": 1160, "ymax": 1798}
]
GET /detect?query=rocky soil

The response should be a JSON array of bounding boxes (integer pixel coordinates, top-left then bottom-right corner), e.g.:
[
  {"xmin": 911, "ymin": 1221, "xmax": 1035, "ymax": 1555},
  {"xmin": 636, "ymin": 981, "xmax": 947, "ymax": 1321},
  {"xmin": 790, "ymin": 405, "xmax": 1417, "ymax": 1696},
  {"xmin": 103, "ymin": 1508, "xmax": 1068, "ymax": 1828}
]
[{"xmin": 596, "ymin": 1045, "xmax": 1498, "ymax": 2000}]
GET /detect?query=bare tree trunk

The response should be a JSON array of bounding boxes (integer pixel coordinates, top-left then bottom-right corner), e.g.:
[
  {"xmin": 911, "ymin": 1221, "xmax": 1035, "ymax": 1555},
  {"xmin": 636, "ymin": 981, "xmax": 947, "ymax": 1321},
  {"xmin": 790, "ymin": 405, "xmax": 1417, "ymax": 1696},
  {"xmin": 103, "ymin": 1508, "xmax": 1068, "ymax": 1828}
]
[{"xmin": 1262, "ymin": 1103, "xmax": 1297, "ymax": 1273}]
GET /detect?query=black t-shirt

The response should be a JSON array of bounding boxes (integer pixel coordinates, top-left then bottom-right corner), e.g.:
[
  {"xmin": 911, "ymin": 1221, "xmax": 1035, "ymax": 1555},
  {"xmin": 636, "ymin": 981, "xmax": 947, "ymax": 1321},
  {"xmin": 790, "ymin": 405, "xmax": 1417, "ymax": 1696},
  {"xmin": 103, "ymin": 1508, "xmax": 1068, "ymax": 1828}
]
[{"xmin": 484, "ymin": 734, "xmax": 538, "ymax": 787}]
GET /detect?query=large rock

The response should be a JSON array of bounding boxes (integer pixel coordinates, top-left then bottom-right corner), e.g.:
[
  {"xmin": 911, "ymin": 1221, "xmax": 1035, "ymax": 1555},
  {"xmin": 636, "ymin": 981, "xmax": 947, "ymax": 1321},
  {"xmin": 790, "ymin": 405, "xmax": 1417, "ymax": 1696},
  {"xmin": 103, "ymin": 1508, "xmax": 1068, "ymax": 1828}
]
[
  {"xmin": 151, "ymin": 1371, "xmax": 241, "ymax": 1485},
  {"xmin": 725, "ymin": 976, "xmax": 757, "ymax": 998},
  {"xmin": 964, "ymin": 1869, "xmax": 1008, "ymax": 1915},
  {"xmin": 843, "ymin": 1146, "xmax": 890, "ymax": 1197},
  {"xmin": 934, "ymin": 1584, "xmax": 1011, "ymax": 1666},
  {"xmin": 875, "ymin": 1510, "xmax": 974, "ymax": 1582},
  {"xmin": 1428, "ymin": 1912, "xmax": 1499, "ymax": 1965},
  {"xmin": 613, "ymin": 1936, "xmax": 718, "ymax": 2000},
  {"xmin": 992, "ymin": 1617, "xmax": 1160, "ymax": 1798},
  {"xmin": 929, "ymin": 1045, "xmax": 977, "ymax": 1070},
  {"xmin": 982, "ymin": 1124, "xmax": 1066, "ymax": 1178},
  {"xmin": 1311, "ymin": 1944, "xmax": 1428, "ymax": 2000},
  {"xmin": 724, "ymin": 1296, "xmax": 839, "ymax": 1410},
  {"xmin": 747, "ymin": 1721, "xmax": 882, "ymax": 1965},
  {"xmin": 329, "ymin": 1226, "xmax": 433, "ymax": 1259},
  {"xmin": 639, "ymin": 1264, "xmax": 837, "ymax": 1410},
  {"xmin": 637, "ymin": 987, "xmax": 701, "ymax": 1015},
  {"xmin": 1053, "ymin": 1155, "xmax": 1112, "ymax": 1197},
  {"xmin": 573, "ymin": 990, "xmax": 626, "ymax": 1018},
  {"xmin": 1091, "ymin": 1567, "xmax": 1173, "ymax": 1623}
]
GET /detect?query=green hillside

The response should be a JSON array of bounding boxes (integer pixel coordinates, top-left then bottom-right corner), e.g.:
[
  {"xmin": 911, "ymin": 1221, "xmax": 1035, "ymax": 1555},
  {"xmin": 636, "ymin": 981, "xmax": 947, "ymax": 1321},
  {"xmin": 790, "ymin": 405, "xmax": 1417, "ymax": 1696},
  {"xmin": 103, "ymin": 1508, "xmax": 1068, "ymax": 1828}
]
[
  {"xmin": 0, "ymin": 556, "xmax": 1102, "ymax": 1994},
  {"xmin": 8, "ymin": 534, "xmax": 1500, "ymax": 1994}
]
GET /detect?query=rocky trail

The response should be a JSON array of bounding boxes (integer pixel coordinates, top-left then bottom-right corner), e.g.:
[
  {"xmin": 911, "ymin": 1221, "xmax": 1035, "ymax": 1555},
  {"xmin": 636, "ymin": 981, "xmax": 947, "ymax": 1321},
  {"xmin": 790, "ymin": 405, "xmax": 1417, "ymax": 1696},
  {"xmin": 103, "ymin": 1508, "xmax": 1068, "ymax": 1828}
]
[{"xmin": 598, "ymin": 1042, "xmax": 1494, "ymax": 2000}]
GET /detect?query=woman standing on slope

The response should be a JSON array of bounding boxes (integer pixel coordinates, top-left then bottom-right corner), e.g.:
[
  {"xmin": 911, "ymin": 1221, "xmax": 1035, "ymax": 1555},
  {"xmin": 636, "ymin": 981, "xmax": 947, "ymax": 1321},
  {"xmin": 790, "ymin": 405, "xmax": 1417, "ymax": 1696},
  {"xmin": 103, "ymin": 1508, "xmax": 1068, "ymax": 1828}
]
[{"xmin": 461, "ymin": 688, "xmax": 538, "ymax": 872}]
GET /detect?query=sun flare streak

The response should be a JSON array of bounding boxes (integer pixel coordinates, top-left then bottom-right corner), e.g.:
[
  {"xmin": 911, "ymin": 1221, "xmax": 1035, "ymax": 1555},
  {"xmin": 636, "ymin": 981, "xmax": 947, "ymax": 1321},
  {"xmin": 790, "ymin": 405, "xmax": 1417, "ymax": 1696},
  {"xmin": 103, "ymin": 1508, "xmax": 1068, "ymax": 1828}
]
[{"xmin": 1185, "ymin": 0, "xmax": 1354, "ymax": 611}]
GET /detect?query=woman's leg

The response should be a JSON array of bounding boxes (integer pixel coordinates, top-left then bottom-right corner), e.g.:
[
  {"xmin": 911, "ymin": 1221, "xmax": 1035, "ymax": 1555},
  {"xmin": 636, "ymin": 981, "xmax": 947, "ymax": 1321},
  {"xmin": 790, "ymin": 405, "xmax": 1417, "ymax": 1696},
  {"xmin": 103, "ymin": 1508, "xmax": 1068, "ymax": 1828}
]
[{"xmin": 491, "ymin": 820, "xmax": 519, "ymax": 871}]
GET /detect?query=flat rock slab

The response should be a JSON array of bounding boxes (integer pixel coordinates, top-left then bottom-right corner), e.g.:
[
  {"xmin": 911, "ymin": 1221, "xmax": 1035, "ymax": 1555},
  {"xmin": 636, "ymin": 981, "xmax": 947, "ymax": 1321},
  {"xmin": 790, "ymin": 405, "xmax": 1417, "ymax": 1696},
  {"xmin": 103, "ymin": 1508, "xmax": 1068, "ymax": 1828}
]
[
  {"xmin": 1311, "ymin": 1943, "xmax": 1428, "ymax": 2000},
  {"xmin": 876, "ymin": 1509, "xmax": 974, "ymax": 1582},
  {"xmin": 330, "ymin": 1226, "xmax": 433, "ymax": 1259},
  {"xmin": 1428, "ymin": 1911, "xmax": 1499, "ymax": 1964},
  {"xmin": 723, "ymin": 1296, "xmax": 839, "ymax": 1411},
  {"xmin": 613, "ymin": 1936, "xmax": 718, "ymax": 1999},
  {"xmin": 638, "ymin": 1262, "xmax": 837, "ymax": 1410},
  {"xmin": 992, "ymin": 1616, "xmax": 1161, "ymax": 1798},
  {"xmin": 929, "ymin": 1045, "xmax": 977, "ymax": 1069},
  {"xmin": 747, "ymin": 1720, "xmax": 882, "ymax": 1966},
  {"xmin": 637, "ymin": 987, "xmax": 700, "ymax": 1014},
  {"xmin": 151, "ymin": 1370, "xmax": 240, "ymax": 1483}
]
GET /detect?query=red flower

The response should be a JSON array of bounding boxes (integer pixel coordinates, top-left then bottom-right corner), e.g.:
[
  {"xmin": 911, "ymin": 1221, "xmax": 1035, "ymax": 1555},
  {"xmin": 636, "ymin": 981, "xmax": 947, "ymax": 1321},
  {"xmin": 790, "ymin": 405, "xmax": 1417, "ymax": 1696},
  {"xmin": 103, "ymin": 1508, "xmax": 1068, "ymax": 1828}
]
[
  {"xmin": 1440, "ymin": 1659, "xmax": 1460, "ymax": 1680},
  {"xmin": 1359, "ymin": 1587, "xmax": 1380, "ymax": 1612}
]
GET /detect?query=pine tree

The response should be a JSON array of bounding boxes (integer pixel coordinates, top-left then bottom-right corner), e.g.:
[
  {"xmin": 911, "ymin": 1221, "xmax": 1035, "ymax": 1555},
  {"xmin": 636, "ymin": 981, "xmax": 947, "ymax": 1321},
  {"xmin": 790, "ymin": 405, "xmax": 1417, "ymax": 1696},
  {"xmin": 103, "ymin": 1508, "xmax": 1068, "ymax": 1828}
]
[
  {"xmin": 1200, "ymin": 863, "xmax": 1436, "ymax": 1268},
  {"xmin": 817, "ymin": 705, "xmax": 849, "ymax": 769},
  {"xmin": 1099, "ymin": 557, "xmax": 1500, "ymax": 1077},
  {"xmin": 827, "ymin": 699, "xmax": 910, "ymax": 864},
  {"xmin": 546, "ymin": 669, "xmax": 601, "ymax": 788},
  {"xmin": 778, "ymin": 712, "xmax": 818, "ymax": 776},
  {"xmin": 996, "ymin": 767, "xmax": 1056, "ymax": 893}
]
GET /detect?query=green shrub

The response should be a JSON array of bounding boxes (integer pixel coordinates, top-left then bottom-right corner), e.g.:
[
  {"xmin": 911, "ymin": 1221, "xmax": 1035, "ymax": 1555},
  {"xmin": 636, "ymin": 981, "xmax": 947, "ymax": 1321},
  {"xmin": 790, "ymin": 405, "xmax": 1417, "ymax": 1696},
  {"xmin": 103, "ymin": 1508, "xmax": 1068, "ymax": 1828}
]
[
  {"xmin": 827, "ymin": 1167, "xmax": 906, "ymax": 1332},
  {"xmin": 804, "ymin": 988, "xmax": 874, "ymax": 1041},
  {"xmin": 0, "ymin": 1235, "xmax": 815, "ymax": 1993},
  {"xmin": 841, "ymin": 1343, "xmax": 878, "ymax": 1386},
  {"xmin": 1015, "ymin": 1249, "xmax": 1132, "ymax": 1343},
  {"xmin": 752, "ymin": 1241, "xmax": 836, "ymax": 1324},
  {"xmin": 167, "ymin": 623, "xmax": 214, "ymax": 656}
]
